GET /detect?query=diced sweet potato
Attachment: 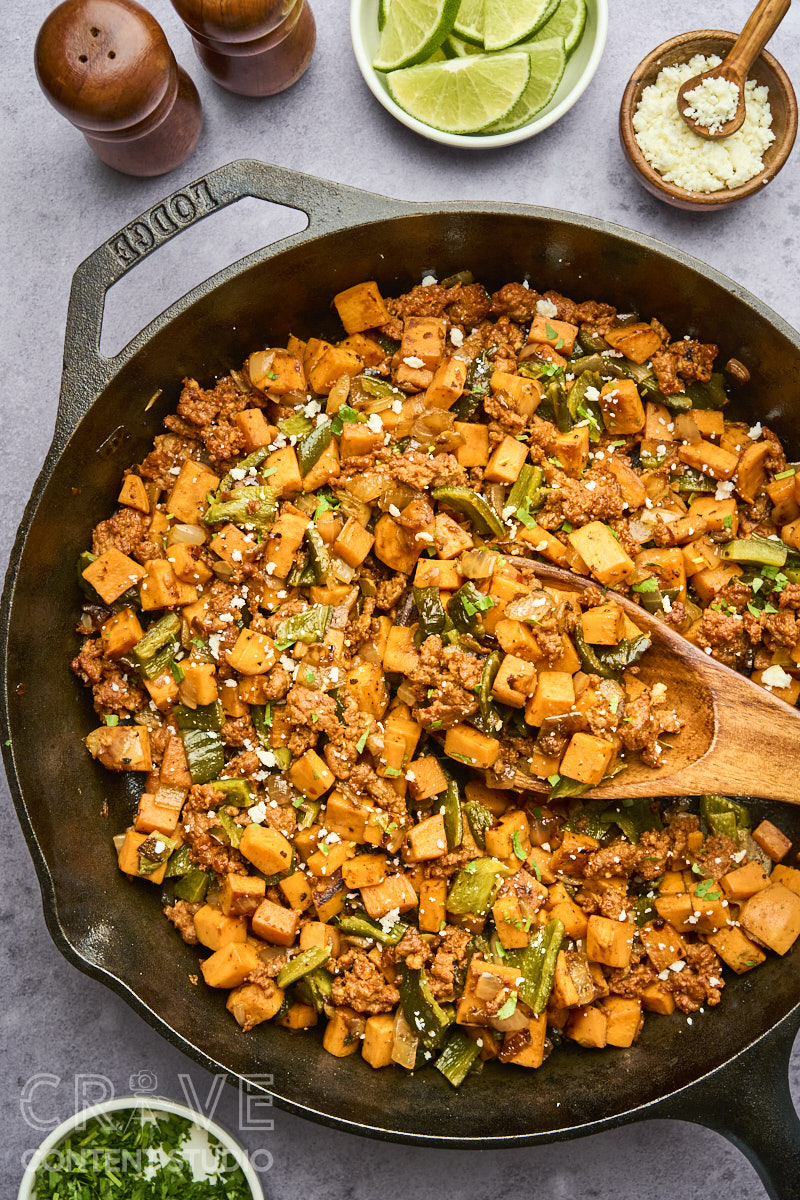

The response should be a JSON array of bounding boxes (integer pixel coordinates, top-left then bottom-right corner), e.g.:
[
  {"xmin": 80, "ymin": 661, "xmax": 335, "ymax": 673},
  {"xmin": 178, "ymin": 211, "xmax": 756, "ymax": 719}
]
[
  {"xmin": 383, "ymin": 626, "xmax": 420, "ymax": 675},
  {"xmin": 342, "ymin": 853, "xmax": 387, "ymax": 889},
  {"xmin": 227, "ymin": 980, "xmax": 285, "ymax": 1028},
  {"xmin": 194, "ymin": 904, "xmax": 247, "ymax": 950},
  {"xmin": 251, "ymin": 898, "xmax": 300, "ymax": 946},
  {"xmin": 360, "ymin": 874, "xmax": 418, "ymax": 918},
  {"xmin": 249, "ymin": 348, "xmax": 305, "ymax": 395},
  {"xmin": 601, "ymin": 996, "xmax": 643, "ymax": 1047},
  {"xmin": 139, "ymin": 559, "xmax": 197, "ymax": 610},
  {"xmin": 678, "ymin": 439, "xmax": 740, "ymax": 481},
  {"xmin": 444, "ymin": 724, "xmax": 500, "ymax": 770},
  {"xmin": 306, "ymin": 839, "xmax": 355, "ymax": 878},
  {"xmin": 736, "ymin": 441, "xmax": 770, "ymax": 503},
  {"xmin": 604, "ymin": 322, "xmax": 662, "ymax": 364},
  {"xmin": 323, "ymin": 1007, "xmax": 361, "ymax": 1057},
  {"xmin": 771, "ymin": 865, "xmax": 800, "ymax": 897},
  {"xmin": 586, "ymin": 915, "xmax": 634, "ymax": 969},
  {"xmin": 598, "ymin": 380, "xmax": 645, "ymax": 435},
  {"xmin": 503, "ymin": 1014, "xmax": 548, "ymax": 1068},
  {"xmin": 527, "ymin": 316, "xmax": 578, "ymax": 355},
  {"xmin": 334, "ymin": 281, "xmax": 389, "ymax": 334},
  {"xmin": 333, "ymin": 517, "xmax": 374, "ymax": 568},
  {"xmin": 639, "ymin": 921, "xmax": 686, "ymax": 973},
  {"xmin": 739, "ymin": 882, "xmax": 800, "ymax": 955},
  {"xmin": 524, "ymin": 671, "xmax": 575, "ymax": 728},
  {"xmin": 564, "ymin": 1005, "xmax": 607, "ymax": 1048},
  {"xmin": 490, "ymin": 370, "xmax": 543, "ymax": 417},
  {"xmin": 134, "ymin": 792, "xmax": 182, "ymax": 836},
  {"xmin": 687, "ymin": 496, "xmax": 739, "ymax": 535},
  {"xmin": 403, "ymin": 813, "xmax": 448, "ymax": 863},
  {"xmin": 406, "ymin": 756, "xmax": 447, "ymax": 803},
  {"xmin": 492, "ymin": 653, "xmax": 538, "ymax": 708},
  {"xmin": 720, "ymin": 860, "xmax": 771, "ymax": 900},
  {"xmin": 581, "ymin": 603, "xmax": 625, "ymax": 645},
  {"xmin": 263, "ymin": 510, "xmax": 310, "ymax": 579},
  {"xmin": 399, "ymin": 316, "xmax": 447, "ymax": 370},
  {"xmin": 454, "ymin": 422, "xmax": 490, "ymax": 467},
  {"xmin": 418, "ymin": 879, "xmax": 447, "ymax": 932},
  {"xmin": 426, "ymin": 356, "xmax": 468, "ymax": 410},
  {"xmin": 568, "ymin": 522, "xmax": 634, "ymax": 586},
  {"xmin": 752, "ymin": 819, "xmax": 792, "ymax": 863},
  {"xmin": 200, "ymin": 942, "xmax": 261, "ymax": 989},
  {"xmin": 484, "ymin": 435, "xmax": 528, "ymax": 485},
  {"xmin": 239, "ymin": 825, "xmax": 294, "ymax": 876},
  {"xmin": 288, "ymin": 749, "xmax": 335, "ymax": 800},
  {"xmin": 707, "ymin": 926, "xmax": 766, "ymax": 974},
  {"xmin": 373, "ymin": 513, "xmax": 422, "ymax": 574},
  {"xmin": 362, "ymin": 1013, "xmax": 395, "ymax": 1068},
  {"xmin": 118, "ymin": 473, "xmax": 149, "ymax": 513},
  {"xmin": 86, "ymin": 725, "xmax": 152, "ymax": 772},
  {"xmin": 100, "ymin": 608, "xmax": 144, "ymax": 659},
  {"xmin": 517, "ymin": 521, "xmax": 570, "ymax": 566},
  {"xmin": 83, "ymin": 548, "xmax": 146, "ymax": 605},
  {"xmin": 264, "ymin": 446, "xmax": 303, "ymax": 496}
]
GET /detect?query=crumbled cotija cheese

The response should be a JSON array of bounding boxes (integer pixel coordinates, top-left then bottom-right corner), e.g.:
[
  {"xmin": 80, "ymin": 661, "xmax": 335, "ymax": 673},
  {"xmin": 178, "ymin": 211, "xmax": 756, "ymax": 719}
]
[
  {"xmin": 633, "ymin": 54, "xmax": 774, "ymax": 193},
  {"xmin": 682, "ymin": 74, "xmax": 739, "ymax": 135}
]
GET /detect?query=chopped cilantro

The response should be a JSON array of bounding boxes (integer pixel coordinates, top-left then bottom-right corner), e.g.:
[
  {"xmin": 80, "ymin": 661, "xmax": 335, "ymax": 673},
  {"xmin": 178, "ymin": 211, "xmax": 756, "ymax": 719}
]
[
  {"xmin": 169, "ymin": 661, "xmax": 185, "ymax": 683},
  {"xmin": 695, "ymin": 879, "xmax": 722, "ymax": 900},
  {"xmin": 511, "ymin": 831, "xmax": 526, "ymax": 861},
  {"xmin": 464, "ymin": 861, "xmax": 477, "ymax": 874},
  {"xmin": 547, "ymin": 773, "xmax": 561, "ymax": 786},
  {"xmin": 496, "ymin": 991, "xmax": 518, "ymax": 1020},
  {"xmin": 722, "ymin": 514, "xmax": 733, "ymax": 529},
  {"xmin": 450, "ymin": 752, "xmax": 475, "ymax": 764},
  {"xmin": 545, "ymin": 322, "xmax": 557, "ymax": 340},
  {"xmin": 515, "ymin": 505, "xmax": 537, "ymax": 530},
  {"xmin": 430, "ymin": 719, "xmax": 443, "ymax": 730},
  {"xmin": 530, "ymin": 857, "xmax": 542, "ymax": 883},
  {"xmin": 774, "ymin": 468, "xmax": 796, "ymax": 479},
  {"xmin": 747, "ymin": 602, "xmax": 762, "ymax": 618},
  {"xmin": 305, "ymin": 668, "xmax": 316, "ymax": 685},
  {"xmin": 532, "ymin": 807, "xmax": 543, "ymax": 820},
  {"xmin": 356, "ymin": 730, "xmax": 369, "ymax": 754},
  {"xmin": 632, "ymin": 578, "xmax": 658, "ymax": 593},
  {"xmin": 104, "ymin": 714, "xmax": 119, "ymax": 727},
  {"xmin": 384, "ymin": 766, "xmax": 402, "ymax": 777},
  {"xmin": 561, "ymin": 521, "xmax": 573, "ymax": 533},
  {"xmin": 266, "ymin": 369, "xmax": 279, "ymax": 380}
]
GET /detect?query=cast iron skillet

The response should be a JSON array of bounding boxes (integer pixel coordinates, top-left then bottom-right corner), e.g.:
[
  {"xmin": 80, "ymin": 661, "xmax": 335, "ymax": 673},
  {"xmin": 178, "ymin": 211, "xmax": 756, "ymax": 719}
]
[{"xmin": 2, "ymin": 160, "xmax": 799, "ymax": 1194}]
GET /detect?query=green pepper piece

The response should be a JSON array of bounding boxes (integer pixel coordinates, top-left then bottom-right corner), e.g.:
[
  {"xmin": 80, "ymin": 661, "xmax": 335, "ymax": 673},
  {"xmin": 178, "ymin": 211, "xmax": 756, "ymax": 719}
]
[
  {"xmin": 722, "ymin": 536, "xmax": 788, "ymax": 569},
  {"xmin": 447, "ymin": 857, "xmax": 511, "ymax": 917},
  {"xmin": 517, "ymin": 361, "xmax": 563, "ymax": 387},
  {"xmin": 275, "ymin": 605, "xmax": 332, "ymax": 650},
  {"xmin": 277, "ymin": 945, "xmax": 331, "ymax": 989},
  {"xmin": 478, "ymin": 650, "xmax": 501, "ymax": 723},
  {"xmin": 603, "ymin": 797, "xmax": 662, "ymax": 843},
  {"xmin": 432, "ymin": 486, "xmax": 506, "ymax": 539},
  {"xmin": 295, "ymin": 798, "xmax": 321, "ymax": 830},
  {"xmin": 568, "ymin": 371, "xmax": 604, "ymax": 443},
  {"xmin": 132, "ymin": 613, "xmax": 182, "ymax": 678},
  {"xmin": 700, "ymin": 794, "xmax": 751, "ymax": 837},
  {"xmin": 305, "ymin": 524, "xmax": 331, "ymax": 585},
  {"xmin": 216, "ymin": 445, "xmax": 272, "ymax": 495},
  {"xmin": 164, "ymin": 845, "xmax": 194, "ymax": 878},
  {"xmin": 174, "ymin": 701, "xmax": 224, "ymax": 732},
  {"xmin": 564, "ymin": 799, "xmax": 614, "ymax": 840},
  {"xmin": 413, "ymin": 586, "xmax": 448, "ymax": 642},
  {"xmin": 174, "ymin": 868, "xmax": 211, "ymax": 903},
  {"xmin": 684, "ymin": 373, "xmax": 728, "ymax": 410},
  {"xmin": 180, "ymin": 729, "xmax": 224, "ymax": 784},
  {"xmin": 398, "ymin": 963, "xmax": 455, "ymax": 1051},
  {"xmin": 435, "ymin": 1030, "xmax": 481, "ymax": 1088},
  {"xmin": 359, "ymin": 375, "xmax": 405, "ymax": 400},
  {"xmin": 296, "ymin": 966, "xmax": 333, "ymax": 1012},
  {"xmin": 574, "ymin": 622, "xmax": 651, "ymax": 681},
  {"xmin": 287, "ymin": 559, "xmax": 318, "ymax": 587},
  {"xmin": 506, "ymin": 918, "xmax": 564, "ymax": 1013},
  {"xmin": 507, "ymin": 464, "xmax": 545, "ymax": 513},
  {"xmin": 672, "ymin": 466, "xmax": 716, "ymax": 493},
  {"xmin": 448, "ymin": 581, "xmax": 491, "ymax": 637},
  {"xmin": 273, "ymin": 747, "xmax": 292, "ymax": 770},
  {"xmin": 136, "ymin": 833, "xmax": 176, "ymax": 877},
  {"xmin": 208, "ymin": 778, "xmax": 253, "ymax": 806},
  {"xmin": 203, "ymin": 484, "xmax": 277, "ymax": 530},
  {"xmin": 297, "ymin": 424, "xmax": 332, "ymax": 476},
  {"xmin": 440, "ymin": 770, "xmax": 463, "ymax": 852},
  {"xmin": 549, "ymin": 380, "xmax": 572, "ymax": 433},
  {"xmin": 659, "ymin": 391, "xmax": 694, "ymax": 414},
  {"xmin": 278, "ymin": 413, "xmax": 314, "ymax": 438},
  {"xmin": 577, "ymin": 329, "xmax": 610, "ymax": 355},
  {"xmin": 464, "ymin": 800, "xmax": 494, "ymax": 850},
  {"xmin": 215, "ymin": 808, "xmax": 244, "ymax": 848},
  {"xmin": 633, "ymin": 895, "xmax": 657, "ymax": 927},
  {"xmin": 548, "ymin": 775, "xmax": 590, "ymax": 799},
  {"xmin": 335, "ymin": 912, "xmax": 407, "ymax": 945}
]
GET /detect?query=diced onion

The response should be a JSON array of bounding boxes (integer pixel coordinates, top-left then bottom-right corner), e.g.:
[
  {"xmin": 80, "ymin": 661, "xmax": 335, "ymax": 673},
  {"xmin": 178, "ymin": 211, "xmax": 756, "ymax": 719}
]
[
  {"xmin": 460, "ymin": 549, "xmax": 498, "ymax": 579},
  {"xmin": 332, "ymin": 555, "xmax": 356, "ymax": 583},
  {"xmin": 167, "ymin": 523, "xmax": 206, "ymax": 547},
  {"xmin": 489, "ymin": 1007, "xmax": 529, "ymax": 1034},
  {"xmin": 391, "ymin": 1008, "xmax": 419, "ymax": 1070},
  {"xmin": 212, "ymin": 560, "xmax": 235, "ymax": 581},
  {"xmin": 474, "ymin": 972, "xmax": 503, "ymax": 1001},
  {"xmin": 673, "ymin": 413, "xmax": 701, "ymax": 443},
  {"xmin": 345, "ymin": 474, "xmax": 384, "ymax": 504},
  {"xmin": 395, "ymin": 680, "xmax": 417, "ymax": 705},
  {"xmin": 112, "ymin": 833, "xmax": 126, "ymax": 854}
]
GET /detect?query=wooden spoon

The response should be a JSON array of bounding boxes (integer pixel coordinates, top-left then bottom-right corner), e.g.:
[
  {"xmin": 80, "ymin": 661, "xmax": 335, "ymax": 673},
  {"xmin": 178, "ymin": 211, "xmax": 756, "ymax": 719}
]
[
  {"xmin": 677, "ymin": 0, "xmax": 791, "ymax": 139},
  {"xmin": 493, "ymin": 558, "xmax": 800, "ymax": 803}
]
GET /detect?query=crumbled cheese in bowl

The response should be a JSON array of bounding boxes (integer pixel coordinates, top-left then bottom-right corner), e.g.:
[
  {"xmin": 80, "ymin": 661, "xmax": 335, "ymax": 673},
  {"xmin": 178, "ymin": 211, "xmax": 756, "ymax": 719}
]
[
  {"xmin": 633, "ymin": 54, "xmax": 775, "ymax": 193},
  {"xmin": 682, "ymin": 73, "xmax": 740, "ymax": 135}
]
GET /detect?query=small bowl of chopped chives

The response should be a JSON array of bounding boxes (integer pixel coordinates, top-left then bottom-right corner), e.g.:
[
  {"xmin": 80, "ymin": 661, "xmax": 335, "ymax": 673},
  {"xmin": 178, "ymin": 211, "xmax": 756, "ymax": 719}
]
[
  {"xmin": 619, "ymin": 29, "xmax": 797, "ymax": 209},
  {"xmin": 18, "ymin": 1096, "xmax": 263, "ymax": 1200}
]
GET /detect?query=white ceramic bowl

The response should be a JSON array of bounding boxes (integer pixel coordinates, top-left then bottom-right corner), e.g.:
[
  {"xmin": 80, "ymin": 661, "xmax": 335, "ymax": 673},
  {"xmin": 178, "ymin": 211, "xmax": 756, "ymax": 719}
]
[
  {"xmin": 18, "ymin": 1096, "xmax": 264, "ymax": 1200},
  {"xmin": 350, "ymin": 0, "xmax": 608, "ymax": 148}
]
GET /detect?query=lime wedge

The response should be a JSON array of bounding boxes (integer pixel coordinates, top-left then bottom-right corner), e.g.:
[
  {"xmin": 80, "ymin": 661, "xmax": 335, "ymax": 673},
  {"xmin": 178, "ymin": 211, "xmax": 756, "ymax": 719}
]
[
  {"xmin": 373, "ymin": 0, "xmax": 461, "ymax": 71},
  {"xmin": 483, "ymin": 37, "xmax": 566, "ymax": 133},
  {"xmin": 387, "ymin": 51, "xmax": 531, "ymax": 133},
  {"xmin": 378, "ymin": 0, "xmax": 391, "ymax": 31},
  {"xmin": 441, "ymin": 33, "xmax": 483, "ymax": 57},
  {"xmin": 483, "ymin": 0, "xmax": 558, "ymax": 51},
  {"xmin": 452, "ymin": 0, "xmax": 484, "ymax": 45},
  {"xmin": 529, "ymin": 0, "xmax": 586, "ymax": 56}
]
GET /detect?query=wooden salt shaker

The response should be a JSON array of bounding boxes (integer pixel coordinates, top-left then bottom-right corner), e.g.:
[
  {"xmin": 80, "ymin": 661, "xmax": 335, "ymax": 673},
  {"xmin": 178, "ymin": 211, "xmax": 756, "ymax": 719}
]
[
  {"xmin": 170, "ymin": 0, "xmax": 316, "ymax": 97},
  {"xmin": 35, "ymin": 0, "xmax": 203, "ymax": 177}
]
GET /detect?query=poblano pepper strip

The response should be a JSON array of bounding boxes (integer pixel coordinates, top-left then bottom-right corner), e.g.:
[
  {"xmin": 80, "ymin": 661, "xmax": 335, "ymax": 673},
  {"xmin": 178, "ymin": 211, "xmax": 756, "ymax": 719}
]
[
  {"xmin": 435, "ymin": 1030, "xmax": 481, "ymax": 1088},
  {"xmin": 173, "ymin": 701, "xmax": 224, "ymax": 732},
  {"xmin": 478, "ymin": 650, "xmax": 501, "ymax": 722},
  {"xmin": 447, "ymin": 858, "xmax": 511, "ymax": 916},
  {"xmin": 203, "ymin": 484, "xmax": 277, "ymax": 529},
  {"xmin": 335, "ymin": 912, "xmax": 407, "ymax": 945},
  {"xmin": 277, "ymin": 946, "xmax": 330, "ymax": 989},
  {"xmin": 464, "ymin": 800, "xmax": 494, "ymax": 850},
  {"xmin": 398, "ymin": 963, "xmax": 454, "ymax": 1051},
  {"xmin": 278, "ymin": 412, "xmax": 314, "ymax": 438},
  {"xmin": 296, "ymin": 967, "xmax": 333, "ymax": 1012},
  {"xmin": 700, "ymin": 794, "xmax": 751, "ymax": 838},
  {"xmin": 298, "ymin": 423, "xmax": 332, "ymax": 476},
  {"xmin": 173, "ymin": 868, "xmax": 211, "ymax": 903},
  {"xmin": 413, "ymin": 585, "xmax": 448, "ymax": 641},
  {"xmin": 216, "ymin": 808, "xmax": 243, "ymax": 848},
  {"xmin": 603, "ymin": 797, "xmax": 662, "ymax": 843},
  {"xmin": 276, "ymin": 605, "xmax": 332, "ymax": 651},
  {"xmin": 448, "ymin": 581, "xmax": 492, "ymax": 637},
  {"xmin": 506, "ymin": 918, "xmax": 564, "ymax": 1013},
  {"xmin": 164, "ymin": 844, "xmax": 194, "ymax": 878},
  {"xmin": 132, "ymin": 612, "xmax": 181, "ymax": 679},
  {"xmin": 722, "ymin": 536, "xmax": 788, "ymax": 568},
  {"xmin": 216, "ymin": 444, "xmax": 272, "ymax": 494},
  {"xmin": 575, "ymin": 622, "xmax": 651, "ymax": 681},
  {"xmin": 305, "ymin": 524, "xmax": 331, "ymax": 584},
  {"xmin": 136, "ymin": 833, "xmax": 176, "ymax": 877},
  {"xmin": 440, "ymin": 767, "xmax": 463, "ymax": 852},
  {"xmin": 432, "ymin": 486, "xmax": 505, "ymax": 539},
  {"xmin": 209, "ymin": 777, "xmax": 253, "ymax": 806},
  {"xmin": 181, "ymin": 729, "xmax": 225, "ymax": 785}
]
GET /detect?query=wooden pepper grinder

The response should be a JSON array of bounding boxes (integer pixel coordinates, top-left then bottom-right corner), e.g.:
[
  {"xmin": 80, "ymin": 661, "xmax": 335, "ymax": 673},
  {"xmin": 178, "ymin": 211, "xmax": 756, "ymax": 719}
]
[
  {"xmin": 170, "ymin": 0, "xmax": 316, "ymax": 97},
  {"xmin": 35, "ymin": 0, "xmax": 203, "ymax": 177}
]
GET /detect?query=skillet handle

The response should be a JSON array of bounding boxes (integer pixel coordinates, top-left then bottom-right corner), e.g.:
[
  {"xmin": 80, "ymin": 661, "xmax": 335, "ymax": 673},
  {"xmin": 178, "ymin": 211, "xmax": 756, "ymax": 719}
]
[
  {"xmin": 58, "ymin": 158, "xmax": 405, "ymax": 429},
  {"xmin": 654, "ymin": 1011, "xmax": 800, "ymax": 1200}
]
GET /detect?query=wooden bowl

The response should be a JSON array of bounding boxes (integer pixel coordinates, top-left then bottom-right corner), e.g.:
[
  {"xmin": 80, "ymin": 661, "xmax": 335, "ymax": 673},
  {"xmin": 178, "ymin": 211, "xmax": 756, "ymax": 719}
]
[{"xmin": 619, "ymin": 30, "xmax": 797, "ymax": 210}]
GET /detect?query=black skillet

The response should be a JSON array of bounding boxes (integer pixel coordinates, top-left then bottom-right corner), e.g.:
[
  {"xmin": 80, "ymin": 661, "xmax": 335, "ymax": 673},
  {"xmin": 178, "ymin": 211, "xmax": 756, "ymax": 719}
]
[{"xmin": 1, "ymin": 160, "xmax": 799, "ymax": 1195}]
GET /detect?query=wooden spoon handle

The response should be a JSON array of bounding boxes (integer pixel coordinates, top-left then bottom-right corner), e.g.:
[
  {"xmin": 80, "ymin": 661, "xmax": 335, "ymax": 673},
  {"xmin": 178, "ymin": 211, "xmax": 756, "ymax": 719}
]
[{"xmin": 725, "ymin": 0, "xmax": 791, "ymax": 78}]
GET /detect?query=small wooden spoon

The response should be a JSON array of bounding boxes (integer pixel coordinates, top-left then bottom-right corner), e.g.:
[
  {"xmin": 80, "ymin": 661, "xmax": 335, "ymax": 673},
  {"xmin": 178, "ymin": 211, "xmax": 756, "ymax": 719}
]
[
  {"xmin": 677, "ymin": 0, "xmax": 791, "ymax": 138},
  {"xmin": 494, "ymin": 558, "xmax": 800, "ymax": 803}
]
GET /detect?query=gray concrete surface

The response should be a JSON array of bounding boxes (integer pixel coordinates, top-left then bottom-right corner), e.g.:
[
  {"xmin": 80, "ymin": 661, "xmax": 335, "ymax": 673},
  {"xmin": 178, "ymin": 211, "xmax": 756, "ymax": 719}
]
[{"xmin": 1, "ymin": 0, "xmax": 798, "ymax": 1195}]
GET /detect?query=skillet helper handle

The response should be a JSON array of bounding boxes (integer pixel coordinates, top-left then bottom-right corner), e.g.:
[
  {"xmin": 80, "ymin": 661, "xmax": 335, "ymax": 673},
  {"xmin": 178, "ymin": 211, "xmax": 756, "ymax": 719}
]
[
  {"xmin": 656, "ymin": 1012, "xmax": 800, "ymax": 1200},
  {"xmin": 59, "ymin": 158, "xmax": 404, "ymax": 422}
]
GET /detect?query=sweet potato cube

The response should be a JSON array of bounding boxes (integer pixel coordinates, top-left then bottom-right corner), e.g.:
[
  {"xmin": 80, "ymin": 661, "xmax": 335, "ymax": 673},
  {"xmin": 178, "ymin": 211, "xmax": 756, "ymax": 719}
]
[
  {"xmin": 586, "ymin": 915, "xmax": 634, "ymax": 969},
  {"xmin": 484, "ymin": 435, "xmax": 528, "ymax": 485},
  {"xmin": 299, "ymin": 921, "xmax": 341, "ymax": 957},
  {"xmin": 444, "ymin": 724, "xmax": 500, "ymax": 770},
  {"xmin": 116, "ymin": 829, "xmax": 163, "ymax": 880},
  {"xmin": 492, "ymin": 653, "xmax": 538, "ymax": 708},
  {"xmin": 264, "ymin": 445, "xmax": 303, "ymax": 497},
  {"xmin": 492, "ymin": 894, "xmax": 530, "ymax": 950},
  {"xmin": 342, "ymin": 661, "xmax": 389, "ymax": 718},
  {"xmin": 362, "ymin": 1013, "xmax": 395, "ymax": 1068},
  {"xmin": 640, "ymin": 921, "xmax": 686, "ymax": 973},
  {"xmin": 527, "ymin": 316, "xmax": 578, "ymax": 355},
  {"xmin": 653, "ymin": 893, "xmax": 694, "ymax": 932},
  {"xmin": 405, "ymin": 757, "xmax": 447, "ymax": 804},
  {"xmin": 434, "ymin": 512, "xmax": 473, "ymax": 560},
  {"xmin": 226, "ymin": 628, "xmax": 277, "ymax": 677},
  {"xmin": 178, "ymin": 661, "xmax": 217, "ymax": 709},
  {"xmin": 227, "ymin": 980, "xmax": 285, "ymax": 1028},
  {"xmin": 323, "ymin": 1007, "xmax": 361, "ymax": 1057},
  {"xmin": 736, "ymin": 441, "xmax": 770, "ymax": 503},
  {"xmin": 100, "ymin": 608, "xmax": 144, "ymax": 659},
  {"xmin": 400, "ymin": 316, "xmax": 447, "ymax": 370},
  {"xmin": 118, "ymin": 473, "xmax": 149, "ymax": 513},
  {"xmin": 503, "ymin": 1014, "xmax": 548, "ymax": 1067},
  {"xmin": 342, "ymin": 853, "xmax": 387, "ymax": 889},
  {"xmin": 678, "ymin": 439, "xmax": 740, "ymax": 481},
  {"xmin": 209, "ymin": 522, "xmax": 258, "ymax": 565},
  {"xmin": 306, "ymin": 838, "xmax": 356, "ymax": 878},
  {"xmin": 687, "ymin": 496, "xmax": 739, "ymax": 535},
  {"xmin": 278, "ymin": 871, "xmax": 313, "ymax": 912},
  {"xmin": 739, "ymin": 882, "xmax": 800, "ymax": 955},
  {"xmin": 495, "ymin": 618, "xmax": 542, "ymax": 662},
  {"xmin": 194, "ymin": 905, "xmax": 248, "ymax": 950},
  {"xmin": 201, "ymin": 941, "xmax": 261, "ymax": 989},
  {"xmin": 644, "ymin": 401, "xmax": 675, "ymax": 442},
  {"xmin": 707, "ymin": 926, "xmax": 766, "ymax": 974},
  {"xmin": 641, "ymin": 982, "xmax": 675, "ymax": 1015},
  {"xmin": 251, "ymin": 898, "xmax": 300, "ymax": 946},
  {"xmin": 559, "ymin": 733, "xmax": 616, "ymax": 787},
  {"xmin": 752, "ymin": 819, "xmax": 793, "ymax": 863},
  {"xmin": 772, "ymin": 865, "xmax": 800, "ymax": 897},
  {"xmin": 598, "ymin": 380, "xmax": 645, "ymax": 435},
  {"xmin": 551, "ymin": 425, "xmax": 590, "ymax": 478},
  {"xmin": 382, "ymin": 626, "xmax": 420, "ymax": 675},
  {"xmin": 248, "ymin": 348, "xmax": 305, "ymax": 395},
  {"xmin": 605, "ymin": 452, "xmax": 649, "ymax": 509},
  {"xmin": 333, "ymin": 517, "xmax": 374, "ymax": 568},
  {"xmin": 601, "ymin": 996, "xmax": 643, "ymax": 1047},
  {"xmin": 234, "ymin": 408, "xmax": 275, "ymax": 453},
  {"xmin": 139, "ymin": 559, "xmax": 197, "ymax": 610},
  {"xmin": 581, "ymin": 603, "xmax": 625, "ymax": 645},
  {"xmin": 524, "ymin": 672, "xmax": 575, "ymax": 728},
  {"xmin": 373, "ymin": 514, "xmax": 422, "ymax": 574},
  {"xmin": 219, "ymin": 874, "xmax": 266, "ymax": 918},
  {"xmin": 404, "ymin": 814, "xmax": 448, "ymax": 863},
  {"xmin": 484, "ymin": 810, "xmax": 530, "ymax": 861},
  {"xmin": 720, "ymin": 860, "xmax": 771, "ymax": 900},
  {"xmin": 288, "ymin": 749, "xmax": 335, "ymax": 800},
  {"xmin": 564, "ymin": 1005, "xmax": 607, "ymax": 1048},
  {"xmin": 334, "ymin": 280, "xmax": 389, "ymax": 334},
  {"xmin": 134, "ymin": 793, "xmax": 181, "ymax": 836},
  {"xmin": 490, "ymin": 370, "xmax": 543, "ymax": 418},
  {"xmin": 239, "ymin": 825, "xmax": 294, "ymax": 876},
  {"xmin": 83, "ymin": 548, "xmax": 146, "ymax": 605},
  {"xmin": 86, "ymin": 725, "xmax": 152, "ymax": 772},
  {"xmin": 166, "ymin": 542, "xmax": 213, "ymax": 586},
  {"xmin": 263, "ymin": 510, "xmax": 310, "ymax": 579},
  {"xmin": 517, "ymin": 521, "xmax": 570, "ymax": 566},
  {"xmin": 568, "ymin": 522, "xmax": 634, "ymax": 587},
  {"xmin": 419, "ymin": 879, "xmax": 447, "ymax": 932},
  {"xmin": 782, "ymin": 517, "xmax": 800, "ymax": 552},
  {"xmin": 546, "ymin": 882, "xmax": 588, "ymax": 940},
  {"xmin": 339, "ymin": 333, "xmax": 386, "ymax": 368},
  {"xmin": 312, "ymin": 872, "xmax": 347, "ymax": 923},
  {"xmin": 426, "ymin": 356, "xmax": 468, "ymax": 410},
  {"xmin": 454, "ymin": 422, "xmax": 490, "ymax": 467},
  {"xmin": 360, "ymin": 874, "xmax": 418, "ymax": 919},
  {"xmin": 167, "ymin": 459, "xmax": 220, "ymax": 524},
  {"xmin": 692, "ymin": 563, "xmax": 744, "ymax": 605}
]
